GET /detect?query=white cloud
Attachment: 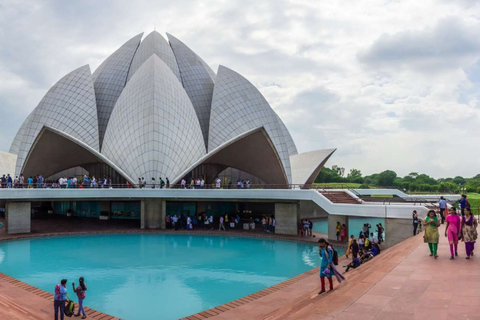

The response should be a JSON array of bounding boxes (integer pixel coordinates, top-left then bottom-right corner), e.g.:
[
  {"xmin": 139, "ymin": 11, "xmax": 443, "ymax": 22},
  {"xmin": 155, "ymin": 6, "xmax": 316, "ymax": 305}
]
[{"xmin": 0, "ymin": 0, "xmax": 479, "ymax": 178}]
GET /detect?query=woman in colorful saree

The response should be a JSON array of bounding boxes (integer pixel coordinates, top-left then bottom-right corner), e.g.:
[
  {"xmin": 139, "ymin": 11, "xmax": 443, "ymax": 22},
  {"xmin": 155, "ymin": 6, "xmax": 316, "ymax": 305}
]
[
  {"xmin": 423, "ymin": 209, "xmax": 440, "ymax": 258},
  {"xmin": 461, "ymin": 207, "xmax": 478, "ymax": 259},
  {"xmin": 445, "ymin": 207, "xmax": 461, "ymax": 260}
]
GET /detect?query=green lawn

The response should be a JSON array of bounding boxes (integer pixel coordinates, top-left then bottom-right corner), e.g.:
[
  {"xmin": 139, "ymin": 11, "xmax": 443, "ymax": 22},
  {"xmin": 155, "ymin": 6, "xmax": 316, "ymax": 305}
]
[{"xmin": 313, "ymin": 182, "xmax": 362, "ymax": 188}]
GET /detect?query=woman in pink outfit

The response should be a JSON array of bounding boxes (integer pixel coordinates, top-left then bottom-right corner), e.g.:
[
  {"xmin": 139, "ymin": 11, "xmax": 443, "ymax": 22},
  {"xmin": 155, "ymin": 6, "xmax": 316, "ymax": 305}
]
[{"xmin": 445, "ymin": 207, "xmax": 461, "ymax": 260}]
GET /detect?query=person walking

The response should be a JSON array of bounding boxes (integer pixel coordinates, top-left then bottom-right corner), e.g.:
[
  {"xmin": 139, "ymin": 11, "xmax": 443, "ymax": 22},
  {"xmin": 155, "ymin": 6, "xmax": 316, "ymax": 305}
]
[
  {"xmin": 54, "ymin": 279, "xmax": 68, "ymax": 320},
  {"xmin": 72, "ymin": 277, "xmax": 87, "ymax": 319},
  {"xmin": 413, "ymin": 211, "xmax": 419, "ymax": 236},
  {"xmin": 345, "ymin": 235, "xmax": 354, "ymax": 258},
  {"xmin": 458, "ymin": 195, "xmax": 468, "ymax": 216},
  {"xmin": 317, "ymin": 238, "xmax": 345, "ymax": 294},
  {"xmin": 461, "ymin": 207, "xmax": 478, "ymax": 259},
  {"xmin": 438, "ymin": 196, "xmax": 447, "ymax": 224},
  {"xmin": 423, "ymin": 209, "xmax": 440, "ymax": 258},
  {"xmin": 219, "ymin": 215, "xmax": 226, "ymax": 231},
  {"xmin": 445, "ymin": 207, "xmax": 461, "ymax": 260}
]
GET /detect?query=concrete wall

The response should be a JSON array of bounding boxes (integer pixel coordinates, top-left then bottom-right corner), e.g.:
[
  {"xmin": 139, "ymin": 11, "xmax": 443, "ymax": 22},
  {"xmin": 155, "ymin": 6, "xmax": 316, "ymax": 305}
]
[
  {"xmin": 384, "ymin": 218, "xmax": 414, "ymax": 248},
  {"xmin": 141, "ymin": 199, "xmax": 165, "ymax": 229},
  {"xmin": 328, "ymin": 214, "xmax": 348, "ymax": 242},
  {"xmin": 298, "ymin": 200, "xmax": 328, "ymax": 219},
  {"xmin": 274, "ymin": 203, "xmax": 299, "ymax": 235},
  {"xmin": 5, "ymin": 202, "xmax": 31, "ymax": 234}
]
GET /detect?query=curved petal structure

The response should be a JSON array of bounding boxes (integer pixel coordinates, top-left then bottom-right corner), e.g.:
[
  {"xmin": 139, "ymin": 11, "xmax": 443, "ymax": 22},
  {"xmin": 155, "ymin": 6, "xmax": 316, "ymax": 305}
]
[
  {"xmin": 9, "ymin": 112, "xmax": 34, "ymax": 155},
  {"xmin": 102, "ymin": 55, "xmax": 205, "ymax": 181},
  {"xmin": 173, "ymin": 127, "xmax": 288, "ymax": 186},
  {"xmin": 209, "ymin": 66, "xmax": 291, "ymax": 182},
  {"xmin": 15, "ymin": 65, "xmax": 99, "ymax": 175},
  {"xmin": 127, "ymin": 31, "xmax": 181, "ymax": 83},
  {"xmin": 167, "ymin": 33, "xmax": 215, "ymax": 149},
  {"xmin": 92, "ymin": 33, "xmax": 143, "ymax": 149},
  {"xmin": 276, "ymin": 114, "xmax": 298, "ymax": 156},
  {"xmin": 22, "ymin": 126, "xmax": 135, "ymax": 184},
  {"xmin": 290, "ymin": 149, "xmax": 336, "ymax": 188}
]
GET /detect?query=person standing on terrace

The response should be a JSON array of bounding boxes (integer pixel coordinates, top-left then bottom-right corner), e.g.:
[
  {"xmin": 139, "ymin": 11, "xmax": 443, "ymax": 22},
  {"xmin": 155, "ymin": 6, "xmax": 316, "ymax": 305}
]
[
  {"xmin": 340, "ymin": 224, "xmax": 347, "ymax": 242},
  {"xmin": 412, "ymin": 211, "xmax": 419, "ymax": 236},
  {"xmin": 461, "ymin": 207, "xmax": 478, "ymax": 259},
  {"xmin": 445, "ymin": 207, "xmax": 461, "ymax": 260},
  {"xmin": 423, "ymin": 209, "xmax": 440, "ymax": 258},
  {"xmin": 54, "ymin": 279, "xmax": 68, "ymax": 320},
  {"xmin": 335, "ymin": 222, "xmax": 341, "ymax": 241}
]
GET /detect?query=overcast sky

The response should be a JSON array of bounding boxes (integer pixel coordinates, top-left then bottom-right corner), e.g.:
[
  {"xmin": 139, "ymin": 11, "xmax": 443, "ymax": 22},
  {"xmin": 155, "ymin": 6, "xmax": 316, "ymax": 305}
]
[{"xmin": 1, "ymin": 0, "xmax": 479, "ymax": 178}]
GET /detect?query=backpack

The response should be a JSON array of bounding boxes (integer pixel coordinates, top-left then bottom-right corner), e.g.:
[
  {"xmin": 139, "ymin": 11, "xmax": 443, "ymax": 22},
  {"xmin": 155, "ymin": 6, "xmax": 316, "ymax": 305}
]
[
  {"xmin": 329, "ymin": 245, "xmax": 339, "ymax": 266},
  {"xmin": 64, "ymin": 300, "xmax": 75, "ymax": 317}
]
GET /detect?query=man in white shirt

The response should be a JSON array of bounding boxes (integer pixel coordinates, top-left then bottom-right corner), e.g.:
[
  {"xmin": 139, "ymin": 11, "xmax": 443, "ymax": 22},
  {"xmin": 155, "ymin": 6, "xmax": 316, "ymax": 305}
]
[
  {"xmin": 215, "ymin": 178, "xmax": 221, "ymax": 189},
  {"xmin": 200, "ymin": 179, "xmax": 205, "ymax": 189}
]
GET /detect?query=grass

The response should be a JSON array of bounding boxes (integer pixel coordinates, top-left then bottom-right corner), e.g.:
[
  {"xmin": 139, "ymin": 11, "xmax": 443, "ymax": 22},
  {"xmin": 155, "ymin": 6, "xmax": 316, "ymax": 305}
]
[{"xmin": 313, "ymin": 182, "xmax": 362, "ymax": 188}]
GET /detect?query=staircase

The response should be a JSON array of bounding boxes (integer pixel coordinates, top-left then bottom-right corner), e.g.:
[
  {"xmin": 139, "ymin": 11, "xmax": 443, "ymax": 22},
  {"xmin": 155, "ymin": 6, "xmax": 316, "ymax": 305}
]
[{"xmin": 318, "ymin": 191, "xmax": 360, "ymax": 204}]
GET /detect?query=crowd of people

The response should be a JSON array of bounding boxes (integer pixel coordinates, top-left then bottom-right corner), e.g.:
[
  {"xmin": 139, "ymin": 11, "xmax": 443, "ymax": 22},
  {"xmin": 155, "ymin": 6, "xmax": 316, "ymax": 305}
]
[
  {"xmin": 423, "ymin": 206, "xmax": 478, "ymax": 260},
  {"xmin": 164, "ymin": 213, "xmax": 276, "ymax": 233}
]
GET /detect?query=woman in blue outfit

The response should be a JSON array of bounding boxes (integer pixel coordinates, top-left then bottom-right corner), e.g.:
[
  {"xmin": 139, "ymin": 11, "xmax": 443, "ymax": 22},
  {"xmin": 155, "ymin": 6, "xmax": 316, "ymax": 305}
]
[
  {"xmin": 318, "ymin": 238, "xmax": 333, "ymax": 294},
  {"xmin": 318, "ymin": 238, "xmax": 345, "ymax": 294}
]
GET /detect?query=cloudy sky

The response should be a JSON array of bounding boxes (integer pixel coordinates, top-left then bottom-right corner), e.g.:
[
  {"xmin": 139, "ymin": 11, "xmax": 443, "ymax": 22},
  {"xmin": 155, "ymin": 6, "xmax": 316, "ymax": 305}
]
[{"xmin": 1, "ymin": 0, "xmax": 479, "ymax": 178}]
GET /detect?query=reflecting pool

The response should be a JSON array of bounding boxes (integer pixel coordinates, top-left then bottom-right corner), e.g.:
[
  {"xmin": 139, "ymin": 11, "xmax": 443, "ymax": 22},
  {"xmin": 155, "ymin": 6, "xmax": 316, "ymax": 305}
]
[{"xmin": 0, "ymin": 234, "xmax": 344, "ymax": 320}]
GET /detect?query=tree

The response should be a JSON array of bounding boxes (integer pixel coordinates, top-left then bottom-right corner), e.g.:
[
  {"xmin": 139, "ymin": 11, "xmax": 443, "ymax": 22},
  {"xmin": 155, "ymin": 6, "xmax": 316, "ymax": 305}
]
[
  {"xmin": 346, "ymin": 168, "xmax": 364, "ymax": 183},
  {"xmin": 453, "ymin": 176, "xmax": 466, "ymax": 185},
  {"xmin": 331, "ymin": 165, "xmax": 345, "ymax": 177},
  {"xmin": 377, "ymin": 170, "xmax": 397, "ymax": 187}
]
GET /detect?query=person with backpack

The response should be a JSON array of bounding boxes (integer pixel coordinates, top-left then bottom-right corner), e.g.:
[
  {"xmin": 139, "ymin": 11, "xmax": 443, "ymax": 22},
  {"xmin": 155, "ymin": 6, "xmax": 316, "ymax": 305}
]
[
  {"xmin": 317, "ymin": 238, "xmax": 345, "ymax": 294},
  {"xmin": 72, "ymin": 277, "xmax": 87, "ymax": 319},
  {"xmin": 54, "ymin": 279, "xmax": 68, "ymax": 320}
]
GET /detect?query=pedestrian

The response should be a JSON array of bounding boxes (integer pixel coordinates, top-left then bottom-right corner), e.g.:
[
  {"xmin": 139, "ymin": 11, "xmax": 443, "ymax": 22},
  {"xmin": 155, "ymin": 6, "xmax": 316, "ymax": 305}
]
[
  {"xmin": 215, "ymin": 177, "xmax": 221, "ymax": 189},
  {"xmin": 317, "ymin": 238, "xmax": 345, "ymax": 294},
  {"xmin": 335, "ymin": 222, "xmax": 341, "ymax": 241},
  {"xmin": 345, "ymin": 235, "xmax": 354, "ymax": 258},
  {"xmin": 358, "ymin": 235, "xmax": 365, "ymax": 251},
  {"xmin": 351, "ymin": 238, "xmax": 359, "ymax": 258},
  {"xmin": 72, "ymin": 277, "xmax": 87, "ymax": 319},
  {"xmin": 438, "ymin": 196, "xmax": 447, "ymax": 224},
  {"xmin": 445, "ymin": 207, "xmax": 461, "ymax": 260},
  {"xmin": 340, "ymin": 224, "xmax": 347, "ymax": 242},
  {"xmin": 166, "ymin": 177, "xmax": 170, "ymax": 188},
  {"xmin": 458, "ymin": 194, "xmax": 468, "ymax": 216},
  {"xmin": 54, "ymin": 279, "xmax": 68, "ymax": 320},
  {"xmin": 308, "ymin": 220, "xmax": 313, "ymax": 236},
  {"xmin": 304, "ymin": 219, "xmax": 311, "ymax": 237},
  {"xmin": 219, "ymin": 215, "xmax": 226, "ymax": 231},
  {"xmin": 378, "ymin": 223, "xmax": 384, "ymax": 243},
  {"xmin": 412, "ymin": 211, "xmax": 419, "ymax": 236},
  {"xmin": 461, "ymin": 207, "xmax": 478, "ymax": 259},
  {"xmin": 423, "ymin": 209, "xmax": 440, "ymax": 258}
]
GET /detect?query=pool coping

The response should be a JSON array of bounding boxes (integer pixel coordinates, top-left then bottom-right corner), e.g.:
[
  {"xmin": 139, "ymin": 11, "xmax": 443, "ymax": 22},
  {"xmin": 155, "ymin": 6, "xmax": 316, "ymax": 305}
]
[{"xmin": 0, "ymin": 229, "xmax": 348, "ymax": 320}]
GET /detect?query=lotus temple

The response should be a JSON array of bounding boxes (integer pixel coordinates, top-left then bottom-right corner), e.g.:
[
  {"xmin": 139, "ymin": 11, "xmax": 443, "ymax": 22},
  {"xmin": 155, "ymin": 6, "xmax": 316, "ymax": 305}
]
[{"xmin": 4, "ymin": 31, "xmax": 335, "ymax": 188}]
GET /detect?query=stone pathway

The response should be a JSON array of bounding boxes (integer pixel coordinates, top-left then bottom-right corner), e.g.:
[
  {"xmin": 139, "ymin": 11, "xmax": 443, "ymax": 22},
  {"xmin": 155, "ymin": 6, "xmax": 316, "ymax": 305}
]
[{"xmin": 202, "ymin": 230, "xmax": 479, "ymax": 320}]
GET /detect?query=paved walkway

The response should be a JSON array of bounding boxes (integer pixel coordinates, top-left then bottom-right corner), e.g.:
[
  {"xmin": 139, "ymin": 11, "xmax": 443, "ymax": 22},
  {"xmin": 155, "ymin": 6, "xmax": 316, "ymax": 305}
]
[
  {"xmin": 1, "ymin": 217, "xmax": 477, "ymax": 320},
  {"xmin": 200, "ymin": 230, "xmax": 479, "ymax": 320}
]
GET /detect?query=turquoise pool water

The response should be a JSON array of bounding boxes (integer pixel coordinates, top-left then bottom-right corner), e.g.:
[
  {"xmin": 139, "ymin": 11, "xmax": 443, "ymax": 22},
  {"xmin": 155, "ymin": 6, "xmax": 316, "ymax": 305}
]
[{"xmin": 0, "ymin": 234, "xmax": 344, "ymax": 320}]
